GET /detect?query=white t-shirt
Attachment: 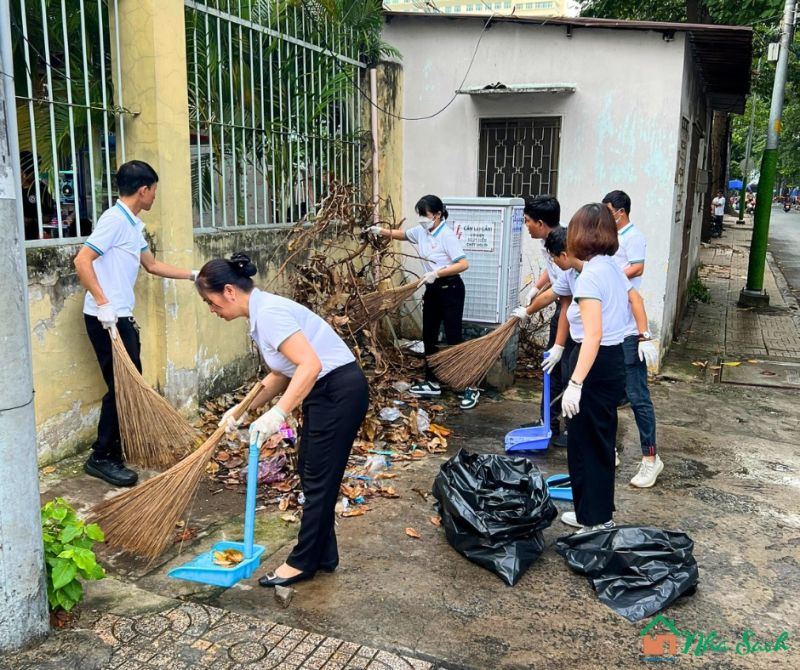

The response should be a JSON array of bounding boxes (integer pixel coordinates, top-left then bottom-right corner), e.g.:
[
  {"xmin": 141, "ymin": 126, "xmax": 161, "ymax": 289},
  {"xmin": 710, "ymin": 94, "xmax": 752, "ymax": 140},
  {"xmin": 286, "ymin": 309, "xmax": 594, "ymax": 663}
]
[
  {"xmin": 405, "ymin": 222, "xmax": 466, "ymax": 274},
  {"xmin": 613, "ymin": 223, "xmax": 646, "ymax": 291},
  {"xmin": 712, "ymin": 197, "xmax": 726, "ymax": 216},
  {"xmin": 554, "ymin": 256, "xmax": 632, "ymax": 345},
  {"xmin": 541, "ymin": 244, "xmax": 563, "ymax": 286},
  {"xmin": 248, "ymin": 289, "xmax": 355, "ymax": 380},
  {"xmin": 83, "ymin": 201, "xmax": 149, "ymax": 317}
]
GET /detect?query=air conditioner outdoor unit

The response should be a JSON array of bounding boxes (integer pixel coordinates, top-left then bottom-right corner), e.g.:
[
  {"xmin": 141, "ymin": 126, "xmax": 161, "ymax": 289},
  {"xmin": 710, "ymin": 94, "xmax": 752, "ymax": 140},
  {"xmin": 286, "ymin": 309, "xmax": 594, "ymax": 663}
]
[{"xmin": 443, "ymin": 197, "xmax": 525, "ymax": 325}]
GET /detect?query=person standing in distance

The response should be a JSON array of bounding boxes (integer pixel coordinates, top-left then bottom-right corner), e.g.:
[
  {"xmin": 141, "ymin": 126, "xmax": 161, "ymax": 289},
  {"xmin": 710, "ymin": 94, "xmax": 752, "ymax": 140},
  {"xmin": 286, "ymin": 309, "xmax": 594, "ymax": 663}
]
[
  {"xmin": 711, "ymin": 190, "xmax": 726, "ymax": 238},
  {"xmin": 602, "ymin": 189, "xmax": 664, "ymax": 488},
  {"xmin": 369, "ymin": 195, "xmax": 478, "ymax": 409},
  {"xmin": 74, "ymin": 160, "xmax": 198, "ymax": 487}
]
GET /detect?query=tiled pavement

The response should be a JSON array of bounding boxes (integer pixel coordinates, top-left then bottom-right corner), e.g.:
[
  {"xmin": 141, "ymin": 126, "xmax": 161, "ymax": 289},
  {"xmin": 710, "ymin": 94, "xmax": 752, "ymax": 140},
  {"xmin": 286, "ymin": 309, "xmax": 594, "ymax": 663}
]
[
  {"xmin": 92, "ymin": 601, "xmax": 437, "ymax": 670},
  {"xmin": 679, "ymin": 219, "xmax": 800, "ymax": 360}
]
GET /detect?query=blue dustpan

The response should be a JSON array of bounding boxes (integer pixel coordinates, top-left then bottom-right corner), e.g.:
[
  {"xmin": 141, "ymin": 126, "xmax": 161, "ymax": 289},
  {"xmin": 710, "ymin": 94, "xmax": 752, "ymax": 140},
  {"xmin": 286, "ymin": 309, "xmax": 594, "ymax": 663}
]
[
  {"xmin": 168, "ymin": 435, "xmax": 266, "ymax": 587},
  {"xmin": 546, "ymin": 474, "xmax": 573, "ymax": 501},
  {"xmin": 505, "ymin": 353, "xmax": 552, "ymax": 452}
]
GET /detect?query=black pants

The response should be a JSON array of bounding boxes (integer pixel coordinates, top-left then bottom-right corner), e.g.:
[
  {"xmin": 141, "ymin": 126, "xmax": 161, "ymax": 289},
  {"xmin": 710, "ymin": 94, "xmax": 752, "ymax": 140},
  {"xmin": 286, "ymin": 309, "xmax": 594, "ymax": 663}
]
[
  {"xmin": 542, "ymin": 303, "xmax": 575, "ymax": 433},
  {"xmin": 422, "ymin": 275, "xmax": 465, "ymax": 382},
  {"xmin": 288, "ymin": 362, "xmax": 369, "ymax": 572},
  {"xmin": 84, "ymin": 314, "xmax": 142, "ymax": 462},
  {"xmin": 566, "ymin": 343, "xmax": 625, "ymax": 526}
]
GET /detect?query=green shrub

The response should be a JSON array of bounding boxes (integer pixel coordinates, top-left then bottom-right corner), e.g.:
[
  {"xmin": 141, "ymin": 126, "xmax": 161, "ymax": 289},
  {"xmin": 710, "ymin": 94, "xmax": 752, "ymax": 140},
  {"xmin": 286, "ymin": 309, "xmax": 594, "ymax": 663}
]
[
  {"xmin": 688, "ymin": 277, "xmax": 711, "ymax": 304},
  {"xmin": 41, "ymin": 498, "xmax": 105, "ymax": 611}
]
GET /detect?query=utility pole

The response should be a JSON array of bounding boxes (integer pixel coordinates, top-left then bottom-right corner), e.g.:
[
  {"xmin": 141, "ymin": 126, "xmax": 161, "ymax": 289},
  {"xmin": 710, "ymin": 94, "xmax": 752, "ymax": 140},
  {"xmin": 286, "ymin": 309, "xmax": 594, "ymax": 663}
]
[
  {"xmin": 738, "ymin": 59, "xmax": 761, "ymax": 224},
  {"xmin": 0, "ymin": 2, "xmax": 50, "ymax": 651},
  {"xmin": 741, "ymin": 0, "xmax": 797, "ymax": 306}
]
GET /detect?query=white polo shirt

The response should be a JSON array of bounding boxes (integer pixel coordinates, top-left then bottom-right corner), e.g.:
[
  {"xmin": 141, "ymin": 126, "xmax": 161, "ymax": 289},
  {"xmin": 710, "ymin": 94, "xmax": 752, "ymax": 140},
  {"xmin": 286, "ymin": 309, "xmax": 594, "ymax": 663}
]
[
  {"xmin": 405, "ymin": 222, "xmax": 466, "ymax": 274},
  {"xmin": 613, "ymin": 222, "xmax": 647, "ymax": 291},
  {"xmin": 248, "ymin": 289, "xmax": 355, "ymax": 380},
  {"xmin": 541, "ymin": 244, "xmax": 563, "ymax": 286},
  {"xmin": 553, "ymin": 257, "xmax": 632, "ymax": 345},
  {"xmin": 83, "ymin": 201, "xmax": 149, "ymax": 317}
]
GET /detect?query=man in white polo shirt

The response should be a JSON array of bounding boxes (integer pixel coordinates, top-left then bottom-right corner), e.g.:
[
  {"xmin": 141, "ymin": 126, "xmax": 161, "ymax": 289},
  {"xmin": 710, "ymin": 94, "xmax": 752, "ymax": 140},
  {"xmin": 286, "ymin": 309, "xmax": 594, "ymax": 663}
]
[
  {"xmin": 603, "ymin": 190, "xmax": 664, "ymax": 488},
  {"xmin": 74, "ymin": 160, "xmax": 197, "ymax": 487}
]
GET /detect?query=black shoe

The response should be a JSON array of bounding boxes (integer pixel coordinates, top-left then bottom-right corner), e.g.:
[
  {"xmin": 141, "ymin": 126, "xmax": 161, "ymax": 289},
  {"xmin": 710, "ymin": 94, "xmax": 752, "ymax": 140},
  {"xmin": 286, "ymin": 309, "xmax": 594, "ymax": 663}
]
[
  {"xmin": 84, "ymin": 455, "xmax": 138, "ymax": 487},
  {"xmin": 258, "ymin": 570, "xmax": 315, "ymax": 588},
  {"xmin": 552, "ymin": 432, "xmax": 569, "ymax": 448}
]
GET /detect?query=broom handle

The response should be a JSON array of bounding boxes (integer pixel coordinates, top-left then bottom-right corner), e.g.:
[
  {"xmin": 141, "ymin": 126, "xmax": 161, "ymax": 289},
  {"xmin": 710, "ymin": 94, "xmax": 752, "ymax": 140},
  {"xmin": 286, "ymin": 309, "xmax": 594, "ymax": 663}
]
[
  {"xmin": 234, "ymin": 382, "xmax": 265, "ymax": 420},
  {"xmin": 243, "ymin": 438, "xmax": 260, "ymax": 559}
]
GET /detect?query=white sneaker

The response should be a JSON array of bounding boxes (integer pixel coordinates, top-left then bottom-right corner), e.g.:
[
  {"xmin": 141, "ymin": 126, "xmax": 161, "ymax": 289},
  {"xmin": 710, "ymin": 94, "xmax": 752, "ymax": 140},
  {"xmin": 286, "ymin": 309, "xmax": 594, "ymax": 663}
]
[
  {"xmin": 409, "ymin": 381, "xmax": 441, "ymax": 397},
  {"xmin": 576, "ymin": 520, "xmax": 616, "ymax": 535},
  {"xmin": 561, "ymin": 511, "xmax": 581, "ymax": 528},
  {"xmin": 630, "ymin": 455, "xmax": 664, "ymax": 488},
  {"xmin": 615, "ymin": 450, "xmax": 620, "ymax": 468}
]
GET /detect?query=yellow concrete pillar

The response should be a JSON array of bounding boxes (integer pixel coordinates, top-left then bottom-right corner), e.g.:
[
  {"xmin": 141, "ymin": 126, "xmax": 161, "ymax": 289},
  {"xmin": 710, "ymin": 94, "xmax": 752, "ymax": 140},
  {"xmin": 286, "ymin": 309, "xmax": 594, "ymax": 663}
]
[{"xmin": 112, "ymin": 0, "xmax": 198, "ymax": 412}]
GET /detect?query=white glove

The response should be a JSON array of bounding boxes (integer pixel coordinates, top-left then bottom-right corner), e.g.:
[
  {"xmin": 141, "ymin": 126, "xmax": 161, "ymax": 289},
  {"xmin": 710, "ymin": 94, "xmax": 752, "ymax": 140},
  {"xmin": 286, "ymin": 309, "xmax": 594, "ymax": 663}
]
[
  {"xmin": 526, "ymin": 285, "xmax": 540, "ymax": 305},
  {"xmin": 97, "ymin": 303, "xmax": 117, "ymax": 330},
  {"xmin": 249, "ymin": 406, "xmax": 287, "ymax": 446},
  {"xmin": 368, "ymin": 225, "xmax": 383, "ymax": 237},
  {"xmin": 218, "ymin": 404, "xmax": 247, "ymax": 433},
  {"xmin": 638, "ymin": 339, "xmax": 659, "ymax": 368},
  {"xmin": 417, "ymin": 270, "xmax": 439, "ymax": 287},
  {"xmin": 512, "ymin": 306, "xmax": 530, "ymax": 323},
  {"xmin": 542, "ymin": 344, "xmax": 564, "ymax": 373},
  {"xmin": 190, "ymin": 270, "xmax": 200, "ymax": 281},
  {"xmin": 561, "ymin": 380, "xmax": 582, "ymax": 419}
]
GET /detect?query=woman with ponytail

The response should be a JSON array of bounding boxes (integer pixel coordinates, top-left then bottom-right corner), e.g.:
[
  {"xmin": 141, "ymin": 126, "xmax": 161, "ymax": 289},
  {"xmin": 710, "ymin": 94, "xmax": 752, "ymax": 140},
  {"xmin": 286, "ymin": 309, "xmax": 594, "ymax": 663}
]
[{"xmin": 195, "ymin": 252, "xmax": 369, "ymax": 587}]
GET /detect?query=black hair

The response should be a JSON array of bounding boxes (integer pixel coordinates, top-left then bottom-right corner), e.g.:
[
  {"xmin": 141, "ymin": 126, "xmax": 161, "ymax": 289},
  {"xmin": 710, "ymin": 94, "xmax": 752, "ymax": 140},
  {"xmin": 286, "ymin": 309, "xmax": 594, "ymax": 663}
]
[
  {"xmin": 524, "ymin": 195, "xmax": 560, "ymax": 228},
  {"xmin": 117, "ymin": 160, "xmax": 159, "ymax": 196},
  {"xmin": 415, "ymin": 194, "xmax": 448, "ymax": 220},
  {"xmin": 196, "ymin": 252, "xmax": 257, "ymax": 293},
  {"xmin": 601, "ymin": 190, "xmax": 631, "ymax": 216},
  {"xmin": 544, "ymin": 226, "xmax": 568, "ymax": 256}
]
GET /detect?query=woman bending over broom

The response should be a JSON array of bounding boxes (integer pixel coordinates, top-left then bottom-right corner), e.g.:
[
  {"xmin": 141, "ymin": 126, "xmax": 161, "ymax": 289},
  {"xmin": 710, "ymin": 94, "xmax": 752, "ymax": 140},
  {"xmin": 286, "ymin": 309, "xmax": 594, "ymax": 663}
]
[
  {"xmin": 369, "ymin": 195, "xmax": 479, "ymax": 409},
  {"xmin": 195, "ymin": 253, "xmax": 369, "ymax": 587}
]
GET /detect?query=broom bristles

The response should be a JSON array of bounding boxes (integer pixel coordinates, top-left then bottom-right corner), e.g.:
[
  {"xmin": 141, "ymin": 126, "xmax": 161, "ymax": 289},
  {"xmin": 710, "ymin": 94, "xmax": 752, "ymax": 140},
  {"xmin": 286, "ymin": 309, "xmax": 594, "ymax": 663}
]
[
  {"xmin": 428, "ymin": 318, "xmax": 520, "ymax": 390},
  {"xmin": 111, "ymin": 335, "xmax": 199, "ymax": 470},
  {"xmin": 90, "ymin": 382, "xmax": 264, "ymax": 558},
  {"xmin": 349, "ymin": 281, "xmax": 418, "ymax": 329}
]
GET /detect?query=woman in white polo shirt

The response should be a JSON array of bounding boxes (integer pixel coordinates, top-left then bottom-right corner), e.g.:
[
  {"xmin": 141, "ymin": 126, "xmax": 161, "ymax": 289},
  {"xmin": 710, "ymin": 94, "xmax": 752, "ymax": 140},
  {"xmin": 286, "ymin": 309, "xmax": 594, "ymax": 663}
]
[
  {"xmin": 369, "ymin": 195, "xmax": 477, "ymax": 409},
  {"xmin": 548, "ymin": 204, "xmax": 647, "ymax": 533},
  {"xmin": 196, "ymin": 253, "xmax": 369, "ymax": 588}
]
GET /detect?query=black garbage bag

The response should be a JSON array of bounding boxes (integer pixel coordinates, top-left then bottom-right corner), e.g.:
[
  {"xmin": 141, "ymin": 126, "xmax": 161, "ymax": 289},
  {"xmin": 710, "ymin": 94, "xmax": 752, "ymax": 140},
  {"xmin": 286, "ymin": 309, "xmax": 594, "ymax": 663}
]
[
  {"xmin": 555, "ymin": 526, "xmax": 699, "ymax": 622},
  {"xmin": 432, "ymin": 449, "xmax": 557, "ymax": 586}
]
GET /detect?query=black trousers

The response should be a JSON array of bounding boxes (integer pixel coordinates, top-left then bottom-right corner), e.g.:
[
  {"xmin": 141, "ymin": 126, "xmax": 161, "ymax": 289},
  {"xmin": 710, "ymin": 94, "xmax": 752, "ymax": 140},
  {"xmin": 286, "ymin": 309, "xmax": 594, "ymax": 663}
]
[
  {"xmin": 84, "ymin": 314, "xmax": 142, "ymax": 462},
  {"xmin": 422, "ymin": 275, "xmax": 465, "ymax": 382},
  {"xmin": 542, "ymin": 303, "xmax": 575, "ymax": 433},
  {"xmin": 566, "ymin": 343, "xmax": 625, "ymax": 526},
  {"xmin": 288, "ymin": 362, "xmax": 369, "ymax": 572}
]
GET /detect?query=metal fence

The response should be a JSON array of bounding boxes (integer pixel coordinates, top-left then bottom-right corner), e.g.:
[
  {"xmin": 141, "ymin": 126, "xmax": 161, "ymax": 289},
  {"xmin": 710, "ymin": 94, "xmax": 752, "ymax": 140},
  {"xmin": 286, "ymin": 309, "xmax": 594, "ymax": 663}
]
[
  {"xmin": 185, "ymin": 1, "xmax": 366, "ymax": 229},
  {"xmin": 11, "ymin": 0, "xmax": 129, "ymax": 244}
]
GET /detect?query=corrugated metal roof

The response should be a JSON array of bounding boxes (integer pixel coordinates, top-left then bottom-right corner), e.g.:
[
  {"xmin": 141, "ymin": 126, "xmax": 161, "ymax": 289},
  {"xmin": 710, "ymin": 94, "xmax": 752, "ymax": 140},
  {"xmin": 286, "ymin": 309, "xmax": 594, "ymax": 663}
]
[{"xmin": 384, "ymin": 11, "xmax": 753, "ymax": 113}]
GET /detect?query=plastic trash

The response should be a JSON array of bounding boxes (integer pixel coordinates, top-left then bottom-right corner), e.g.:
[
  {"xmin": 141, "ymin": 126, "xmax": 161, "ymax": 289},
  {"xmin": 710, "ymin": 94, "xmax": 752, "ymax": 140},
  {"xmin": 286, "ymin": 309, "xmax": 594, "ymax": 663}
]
[
  {"xmin": 416, "ymin": 407, "xmax": 431, "ymax": 433},
  {"xmin": 297, "ymin": 492, "xmax": 306, "ymax": 506},
  {"xmin": 555, "ymin": 526, "xmax": 699, "ymax": 622},
  {"xmin": 364, "ymin": 455, "xmax": 389, "ymax": 475},
  {"xmin": 379, "ymin": 407, "xmax": 402, "ymax": 422},
  {"xmin": 241, "ymin": 453, "xmax": 286, "ymax": 485},
  {"xmin": 392, "ymin": 381, "xmax": 412, "ymax": 393},
  {"xmin": 432, "ymin": 449, "xmax": 557, "ymax": 586}
]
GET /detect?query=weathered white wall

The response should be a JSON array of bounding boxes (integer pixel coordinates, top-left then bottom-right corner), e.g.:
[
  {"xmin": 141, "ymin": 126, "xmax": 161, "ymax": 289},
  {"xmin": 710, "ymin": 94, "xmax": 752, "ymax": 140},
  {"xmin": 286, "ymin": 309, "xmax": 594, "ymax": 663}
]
[{"xmin": 383, "ymin": 17, "xmax": 689, "ymax": 350}]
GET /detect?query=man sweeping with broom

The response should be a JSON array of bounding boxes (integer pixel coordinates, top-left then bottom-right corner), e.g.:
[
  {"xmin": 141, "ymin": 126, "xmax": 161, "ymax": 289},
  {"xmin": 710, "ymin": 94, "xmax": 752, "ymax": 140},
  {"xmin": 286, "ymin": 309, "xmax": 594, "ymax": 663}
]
[{"xmin": 74, "ymin": 160, "xmax": 197, "ymax": 487}]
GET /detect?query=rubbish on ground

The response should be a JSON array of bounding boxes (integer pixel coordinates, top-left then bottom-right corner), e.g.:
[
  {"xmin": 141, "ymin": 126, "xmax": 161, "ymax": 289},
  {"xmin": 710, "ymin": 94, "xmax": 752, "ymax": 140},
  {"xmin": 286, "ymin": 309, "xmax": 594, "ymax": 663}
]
[
  {"xmin": 212, "ymin": 548, "xmax": 244, "ymax": 568},
  {"xmin": 241, "ymin": 453, "xmax": 287, "ymax": 485},
  {"xmin": 405, "ymin": 527, "xmax": 421, "ymax": 539},
  {"xmin": 392, "ymin": 381, "xmax": 412, "ymax": 393},
  {"xmin": 545, "ymin": 474, "xmax": 573, "ymax": 501},
  {"xmin": 415, "ymin": 407, "xmax": 431, "ymax": 433},
  {"xmin": 555, "ymin": 526, "xmax": 699, "ymax": 622},
  {"xmin": 430, "ymin": 516, "xmax": 442, "ymax": 527},
  {"xmin": 433, "ymin": 449, "xmax": 557, "ymax": 586},
  {"xmin": 379, "ymin": 407, "xmax": 402, "ymax": 422}
]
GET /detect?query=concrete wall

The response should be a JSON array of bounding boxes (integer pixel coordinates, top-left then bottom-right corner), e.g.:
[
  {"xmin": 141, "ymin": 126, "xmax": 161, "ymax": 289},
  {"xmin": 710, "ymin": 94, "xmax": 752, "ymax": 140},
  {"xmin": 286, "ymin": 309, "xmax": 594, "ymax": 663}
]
[{"xmin": 382, "ymin": 17, "xmax": 690, "ymax": 351}]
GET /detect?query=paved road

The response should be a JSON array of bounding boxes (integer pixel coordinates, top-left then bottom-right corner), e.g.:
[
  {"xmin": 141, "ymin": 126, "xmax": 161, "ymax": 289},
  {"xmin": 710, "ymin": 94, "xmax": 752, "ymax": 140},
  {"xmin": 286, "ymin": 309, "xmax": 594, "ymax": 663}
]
[{"xmin": 769, "ymin": 203, "xmax": 800, "ymax": 297}]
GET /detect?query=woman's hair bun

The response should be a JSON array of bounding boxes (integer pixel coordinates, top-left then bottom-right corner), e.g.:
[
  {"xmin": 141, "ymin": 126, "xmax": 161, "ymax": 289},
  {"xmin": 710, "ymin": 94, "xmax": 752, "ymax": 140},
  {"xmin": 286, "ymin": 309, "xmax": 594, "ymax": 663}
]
[{"xmin": 229, "ymin": 252, "xmax": 257, "ymax": 278}]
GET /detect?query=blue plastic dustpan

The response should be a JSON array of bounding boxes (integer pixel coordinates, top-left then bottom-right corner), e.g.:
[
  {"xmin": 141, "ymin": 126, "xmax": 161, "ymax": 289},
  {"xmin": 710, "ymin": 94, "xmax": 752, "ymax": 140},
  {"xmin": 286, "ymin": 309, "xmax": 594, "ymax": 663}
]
[
  {"xmin": 546, "ymin": 474, "xmax": 573, "ymax": 501},
  {"xmin": 505, "ymin": 352, "xmax": 552, "ymax": 452},
  {"xmin": 169, "ymin": 435, "xmax": 266, "ymax": 587}
]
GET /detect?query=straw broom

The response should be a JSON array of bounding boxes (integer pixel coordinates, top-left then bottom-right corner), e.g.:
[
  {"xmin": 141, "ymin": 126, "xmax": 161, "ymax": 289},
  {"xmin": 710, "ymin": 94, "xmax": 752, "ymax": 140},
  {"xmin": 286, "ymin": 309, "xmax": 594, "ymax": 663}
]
[
  {"xmin": 90, "ymin": 382, "xmax": 263, "ymax": 559},
  {"xmin": 111, "ymin": 334, "xmax": 199, "ymax": 470},
  {"xmin": 427, "ymin": 317, "xmax": 520, "ymax": 390},
  {"xmin": 349, "ymin": 280, "xmax": 418, "ymax": 330}
]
